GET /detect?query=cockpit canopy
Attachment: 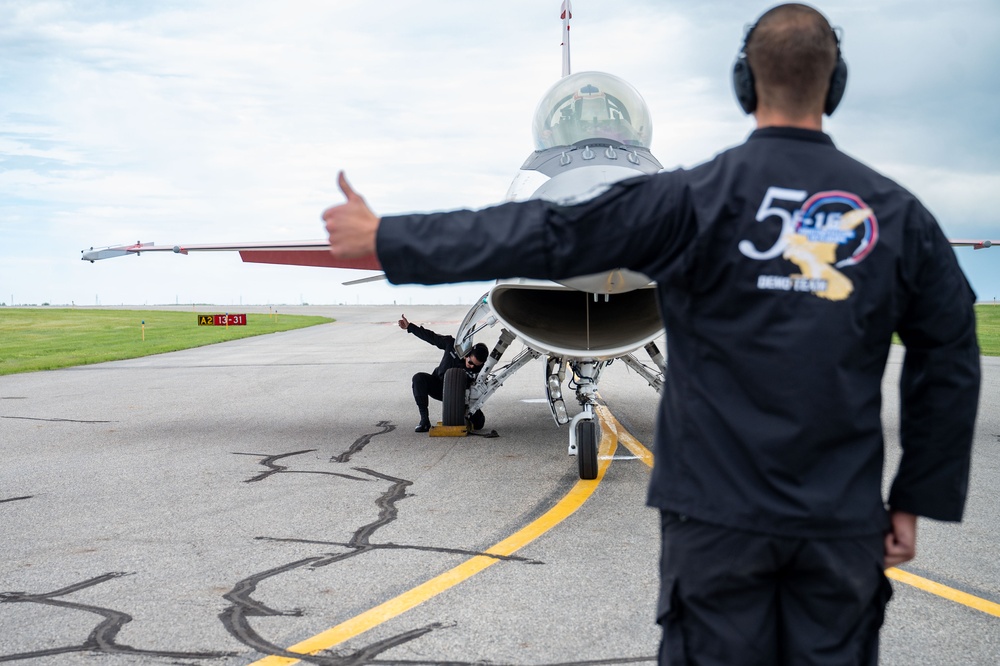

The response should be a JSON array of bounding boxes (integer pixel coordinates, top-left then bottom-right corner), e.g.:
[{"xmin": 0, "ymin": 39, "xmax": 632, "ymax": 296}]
[{"xmin": 531, "ymin": 71, "xmax": 653, "ymax": 151}]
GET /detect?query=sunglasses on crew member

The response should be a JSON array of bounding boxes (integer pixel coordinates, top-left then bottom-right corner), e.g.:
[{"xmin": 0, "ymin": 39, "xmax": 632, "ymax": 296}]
[{"xmin": 465, "ymin": 354, "xmax": 483, "ymax": 369}]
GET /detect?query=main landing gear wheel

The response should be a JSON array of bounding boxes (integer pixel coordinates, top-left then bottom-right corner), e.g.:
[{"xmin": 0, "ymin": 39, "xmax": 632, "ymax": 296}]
[
  {"xmin": 442, "ymin": 367, "xmax": 468, "ymax": 427},
  {"xmin": 576, "ymin": 420, "xmax": 599, "ymax": 480}
]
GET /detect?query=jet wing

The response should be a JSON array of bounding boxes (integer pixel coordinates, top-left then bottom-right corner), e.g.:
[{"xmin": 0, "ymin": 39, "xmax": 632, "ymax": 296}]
[
  {"xmin": 80, "ymin": 240, "xmax": 381, "ymax": 271},
  {"xmin": 949, "ymin": 239, "xmax": 998, "ymax": 250},
  {"xmin": 83, "ymin": 234, "xmax": 996, "ymax": 267}
]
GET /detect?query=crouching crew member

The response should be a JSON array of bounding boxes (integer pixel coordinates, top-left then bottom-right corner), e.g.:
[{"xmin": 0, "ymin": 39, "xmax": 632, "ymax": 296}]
[{"xmin": 399, "ymin": 314, "xmax": 488, "ymax": 432}]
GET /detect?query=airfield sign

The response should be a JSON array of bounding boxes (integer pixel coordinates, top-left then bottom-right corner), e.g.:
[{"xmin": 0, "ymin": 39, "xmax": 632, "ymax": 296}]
[{"xmin": 197, "ymin": 314, "xmax": 246, "ymax": 326}]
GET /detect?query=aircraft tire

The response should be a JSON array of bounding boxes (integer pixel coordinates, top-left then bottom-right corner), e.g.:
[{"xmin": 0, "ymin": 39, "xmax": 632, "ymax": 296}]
[
  {"xmin": 577, "ymin": 420, "xmax": 599, "ymax": 480},
  {"xmin": 442, "ymin": 367, "xmax": 468, "ymax": 427}
]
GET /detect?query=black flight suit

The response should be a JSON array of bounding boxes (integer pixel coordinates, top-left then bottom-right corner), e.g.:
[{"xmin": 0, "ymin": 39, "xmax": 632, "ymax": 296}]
[
  {"xmin": 406, "ymin": 323, "xmax": 482, "ymax": 429},
  {"xmin": 375, "ymin": 127, "xmax": 980, "ymax": 665}
]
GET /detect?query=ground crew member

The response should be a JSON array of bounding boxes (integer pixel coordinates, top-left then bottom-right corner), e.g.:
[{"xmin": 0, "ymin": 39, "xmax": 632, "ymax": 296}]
[
  {"xmin": 323, "ymin": 4, "xmax": 980, "ymax": 663},
  {"xmin": 399, "ymin": 314, "xmax": 488, "ymax": 432}
]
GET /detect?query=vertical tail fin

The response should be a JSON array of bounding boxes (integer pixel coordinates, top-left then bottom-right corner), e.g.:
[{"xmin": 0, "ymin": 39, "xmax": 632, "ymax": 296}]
[{"xmin": 561, "ymin": 1, "xmax": 573, "ymax": 77}]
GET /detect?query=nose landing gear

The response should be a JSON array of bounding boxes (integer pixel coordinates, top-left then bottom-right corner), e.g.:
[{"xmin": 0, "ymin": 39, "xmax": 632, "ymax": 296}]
[
  {"xmin": 571, "ymin": 414, "xmax": 600, "ymax": 480},
  {"xmin": 565, "ymin": 360, "xmax": 601, "ymax": 480}
]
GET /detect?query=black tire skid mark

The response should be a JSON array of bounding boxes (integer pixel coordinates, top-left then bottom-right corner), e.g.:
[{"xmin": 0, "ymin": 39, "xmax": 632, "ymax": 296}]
[{"xmin": 0, "ymin": 572, "xmax": 235, "ymax": 662}]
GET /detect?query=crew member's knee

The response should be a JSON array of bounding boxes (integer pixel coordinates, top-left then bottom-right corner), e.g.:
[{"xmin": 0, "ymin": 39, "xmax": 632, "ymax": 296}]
[{"xmin": 412, "ymin": 372, "xmax": 433, "ymax": 405}]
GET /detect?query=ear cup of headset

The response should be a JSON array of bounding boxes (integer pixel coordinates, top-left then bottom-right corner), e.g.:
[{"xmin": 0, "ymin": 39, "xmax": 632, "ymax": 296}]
[
  {"xmin": 823, "ymin": 57, "xmax": 848, "ymax": 115},
  {"xmin": 732, "ymin": 56, "xmax": 757, "ymax": 114}
]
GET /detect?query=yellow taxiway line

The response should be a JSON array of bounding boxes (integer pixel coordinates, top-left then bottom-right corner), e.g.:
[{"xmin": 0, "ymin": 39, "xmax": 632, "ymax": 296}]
[
  {"xmin": 598, "ymin": 404, "xmax": 1000, "ymax": 618},
  {"xmin": 250, "ymin": 416, "xmax": 621, "ymax": 665},
  {"xmin": 596, "ymin": 405, "xmax": 653, "ymax": 468},
  {"xmin": 886, "ymin": 567, "xmax": 1000, "ymax": 617}
]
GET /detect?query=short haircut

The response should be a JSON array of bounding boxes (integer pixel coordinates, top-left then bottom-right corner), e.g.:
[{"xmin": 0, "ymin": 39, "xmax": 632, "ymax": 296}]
[
  {"xmin": 746, "ymin": 3, "xmax": 838, "ymax": 117},
  {"xmin": 471, "ymin": 343, "xmax": 489, "ymax": 364}
]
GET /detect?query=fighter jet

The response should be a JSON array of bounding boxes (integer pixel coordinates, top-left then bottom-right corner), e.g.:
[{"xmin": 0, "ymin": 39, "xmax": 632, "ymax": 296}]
[
  {"xmin": 81, "ymin": 2, "xmax": 670, "ymax": 479},
  {"xmin": 81, "ymin": 2, "xmax": 995, "ymax": 479}
]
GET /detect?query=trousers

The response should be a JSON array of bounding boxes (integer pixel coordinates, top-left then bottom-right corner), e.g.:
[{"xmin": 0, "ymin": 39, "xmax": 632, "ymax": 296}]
[
  {"xmin": 657, "ymin": 511, "xmax": 892, "ymax": 666},
  {"xmin": 411, "ymin": 372, "xmax": 443, "ymax": 410}
]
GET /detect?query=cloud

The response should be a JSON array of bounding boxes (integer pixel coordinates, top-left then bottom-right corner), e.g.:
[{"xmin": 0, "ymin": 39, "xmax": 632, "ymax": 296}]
[{"xmin": 1, "ymin": 0, "xmax": 998, "ymax": 305}]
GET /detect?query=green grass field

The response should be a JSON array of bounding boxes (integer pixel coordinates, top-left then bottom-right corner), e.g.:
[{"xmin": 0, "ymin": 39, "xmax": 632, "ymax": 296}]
[
  {"xmin": 1, "ymin": 305, "xmax": 998, "ymax": 377},
  {"xmin": 976, "ymin": 304, "xmax": 1000, "ymax": 356},
  {"xmin": 0, "ymin": 308, "xmax": 332, "ymax": 376},
  {"xmin": 889, "ymin": 304, "xmax": 1000, "ymax": 356}
]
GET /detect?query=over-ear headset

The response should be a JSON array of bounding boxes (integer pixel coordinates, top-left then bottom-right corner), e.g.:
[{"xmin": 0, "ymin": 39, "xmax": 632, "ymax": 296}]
[{"xmin": 732, "ymin": 22, "xmax": 848, "ymax": 116}]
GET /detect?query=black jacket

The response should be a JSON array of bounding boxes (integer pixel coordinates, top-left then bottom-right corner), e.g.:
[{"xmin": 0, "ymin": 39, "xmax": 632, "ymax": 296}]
[
  {"xmin": 378, "ymin": 127, "xmax": 980, "ymax": 537},
  {"xmin": 407, "ymin": 324, "xmax": 466, "ymax": 379}
]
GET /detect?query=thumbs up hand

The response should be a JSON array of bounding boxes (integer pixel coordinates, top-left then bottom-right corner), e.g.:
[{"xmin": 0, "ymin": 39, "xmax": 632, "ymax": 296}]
[{"xmin": 323, "ymin": 171, "xmax": 380, "ymax": 259}]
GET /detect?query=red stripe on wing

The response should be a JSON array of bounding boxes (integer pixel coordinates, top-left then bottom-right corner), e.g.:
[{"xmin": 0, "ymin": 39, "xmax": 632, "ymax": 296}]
[{"xmin": 239, "ymin": 250, "xmax": 381, "ymax": 270}]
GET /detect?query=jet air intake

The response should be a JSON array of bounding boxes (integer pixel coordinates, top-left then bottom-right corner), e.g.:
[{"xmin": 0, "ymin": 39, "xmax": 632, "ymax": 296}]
[{"xmin": 488, "ymin": 280, "xmax": 662, "ymax": 360}]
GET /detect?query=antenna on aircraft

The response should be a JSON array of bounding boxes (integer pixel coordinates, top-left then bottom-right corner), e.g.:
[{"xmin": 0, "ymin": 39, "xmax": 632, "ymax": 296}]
[{"xmin": 561, "ymin": 1, "xmax": 573, "ymax": 77}]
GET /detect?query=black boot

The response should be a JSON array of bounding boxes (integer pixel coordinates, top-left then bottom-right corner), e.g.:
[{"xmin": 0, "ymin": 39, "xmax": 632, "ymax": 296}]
[{"xmin": 415, "ymin": 407, "xmax": 431, "ymax": 433}]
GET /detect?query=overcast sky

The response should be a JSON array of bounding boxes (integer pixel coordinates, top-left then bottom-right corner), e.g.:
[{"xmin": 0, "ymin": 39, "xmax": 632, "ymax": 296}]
[{"xmin": 2, "ymin": 0, "xmax": 999, "ymax": 307}]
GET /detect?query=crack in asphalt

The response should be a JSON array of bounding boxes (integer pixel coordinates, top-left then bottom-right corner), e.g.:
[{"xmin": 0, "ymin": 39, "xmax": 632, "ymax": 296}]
[
  {"xmin": 255, "ymin": 536, "xmax": 541, "ymax": 565},
  {"xmin": 0, "ymin": 572, "xmax": 236, "ymax": 662},
  {"xmin": 319, "ymin": 622, "xmax": 465, "ymax": 665},
  {"xmin": 235, "ymin": 449, "xmax": 371, "ymax": 483},
  {"xmin": 330, "ymin": 421, "xmax": 396, "ymax": 464}
]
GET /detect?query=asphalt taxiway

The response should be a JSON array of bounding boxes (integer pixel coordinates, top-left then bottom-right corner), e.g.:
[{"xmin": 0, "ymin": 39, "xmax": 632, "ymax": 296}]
[{"xmin": 1, "ymin": 304, "xmax": 998, "ymax": 664}]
